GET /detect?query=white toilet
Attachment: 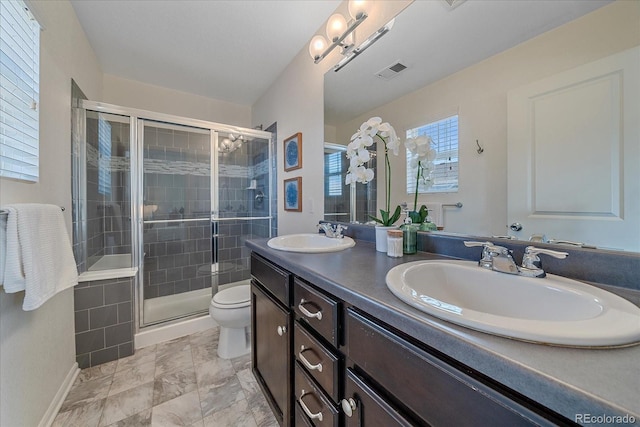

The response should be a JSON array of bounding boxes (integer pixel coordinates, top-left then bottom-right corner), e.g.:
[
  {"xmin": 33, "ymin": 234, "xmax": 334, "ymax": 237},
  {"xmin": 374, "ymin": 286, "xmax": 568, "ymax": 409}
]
[{"xmin": 209, "ymin": 284, "xmax": 251, "ymax": 359}]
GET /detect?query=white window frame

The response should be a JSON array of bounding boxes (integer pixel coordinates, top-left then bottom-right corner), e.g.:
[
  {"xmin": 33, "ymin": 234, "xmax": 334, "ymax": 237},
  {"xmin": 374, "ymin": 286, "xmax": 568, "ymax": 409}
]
[
  {"xmin": 406, "ymin": 115, "xmax": 459, "ymax": 194},
  {"xmin": 0, "ymin": 0, "xmax": 41, "ymax": 182}
]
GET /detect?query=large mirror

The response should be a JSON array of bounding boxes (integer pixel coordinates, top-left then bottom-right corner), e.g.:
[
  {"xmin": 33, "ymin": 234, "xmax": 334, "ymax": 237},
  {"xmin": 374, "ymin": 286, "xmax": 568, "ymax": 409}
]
[{"xmin": 324, "ymin": 0, "xmax": 640, "ymax": 252}]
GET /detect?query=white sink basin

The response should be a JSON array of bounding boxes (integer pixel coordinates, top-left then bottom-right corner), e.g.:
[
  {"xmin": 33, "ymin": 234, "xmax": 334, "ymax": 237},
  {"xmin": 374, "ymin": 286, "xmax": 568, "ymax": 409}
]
[
  {"xmin": 386, "ymin": 260, "xmax": 640, "ymax": 347},
  {"xmin": 267, "ymin": 233, "xmax": 355, "ymax": 253}
]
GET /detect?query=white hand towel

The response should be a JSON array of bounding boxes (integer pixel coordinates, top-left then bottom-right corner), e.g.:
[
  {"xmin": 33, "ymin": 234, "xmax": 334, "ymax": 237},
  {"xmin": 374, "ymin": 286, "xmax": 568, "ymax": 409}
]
[{"xmin": 1, "ymin": 204, "xmax": 78, "ymax": 310}]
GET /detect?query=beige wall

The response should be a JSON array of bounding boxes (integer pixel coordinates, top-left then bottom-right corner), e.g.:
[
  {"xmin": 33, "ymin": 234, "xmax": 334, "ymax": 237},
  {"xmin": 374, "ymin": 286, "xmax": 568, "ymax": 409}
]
[
  {"xmin": 103, "ymin": 74, "xmax": 251, "ymax": 127},
  {"xmin": 335, "ymin": 1, "xmax": 640, "ymax": 236},
  {"xmin": 0, "ymin": 1, "xmax": 103, "ymax": 426},
  {"xmin": 253, "ymin": 1, "xmax": 411, "ymax": 235}
]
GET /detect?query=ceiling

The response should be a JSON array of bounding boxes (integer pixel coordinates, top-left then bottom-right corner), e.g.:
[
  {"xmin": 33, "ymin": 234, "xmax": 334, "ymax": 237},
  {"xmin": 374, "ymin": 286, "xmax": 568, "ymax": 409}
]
[
  {"xmin": 324, "ymin": 0, "xmax": 612, "ymax": 125},
  {"xmin": 70, "ymin": 0, "xmax": 341, "ymax": 105}
]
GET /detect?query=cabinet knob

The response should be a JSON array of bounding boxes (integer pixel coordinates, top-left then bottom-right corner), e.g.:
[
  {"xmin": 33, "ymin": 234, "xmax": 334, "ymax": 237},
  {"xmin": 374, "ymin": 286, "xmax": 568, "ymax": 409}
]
[
  {"xmin": 277, "ymin": 325, "xmax": 287, "ymax": 336},
  {"xmin": 341, "ymin": 398, "xmax": 357, "ymax": 417}
]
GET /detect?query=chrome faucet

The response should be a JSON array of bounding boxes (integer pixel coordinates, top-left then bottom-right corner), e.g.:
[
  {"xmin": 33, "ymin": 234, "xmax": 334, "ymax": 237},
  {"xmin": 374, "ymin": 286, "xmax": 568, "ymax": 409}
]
[
  {"xmin": 520, "ymin": 246, "xmax": 569, "ymax": 277},
  {"xmin": 464, "ymin": 241, "xmax": 568, "ymax": 278},
  {"xmin": 317, "ymin": 223, "xmax": 348, "ymax": 239}
]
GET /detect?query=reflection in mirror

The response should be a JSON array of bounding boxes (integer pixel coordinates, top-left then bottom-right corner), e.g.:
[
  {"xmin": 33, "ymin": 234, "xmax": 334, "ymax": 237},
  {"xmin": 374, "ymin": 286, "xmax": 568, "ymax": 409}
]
[
  {"xmin": 324, "ymin": 0, "xmax": 639, "ymax": 252},
  {"xmin": 323, "ymin": 143, "xmax": 377, "ymax": 223}
]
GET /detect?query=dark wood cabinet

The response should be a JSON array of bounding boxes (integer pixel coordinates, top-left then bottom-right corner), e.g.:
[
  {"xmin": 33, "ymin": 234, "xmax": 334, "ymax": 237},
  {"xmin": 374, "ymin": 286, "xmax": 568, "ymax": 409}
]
[
  {"xmin": 343, "ymin": 368, "xmax": 414, "ymax": 427},
  {"xmin": 251, "ymin": 254, "xmax": 292, "ymax": 426},
  {"xmin": 250, "ymin": 251, "xmax": 575, "ymax": 427}
]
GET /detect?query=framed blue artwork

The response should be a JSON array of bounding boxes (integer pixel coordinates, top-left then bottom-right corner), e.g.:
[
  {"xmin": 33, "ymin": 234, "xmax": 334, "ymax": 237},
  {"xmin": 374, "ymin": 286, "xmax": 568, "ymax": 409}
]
[
  {"xmin": 284, "ymin": 132, "xmax": 302, "ymax": 171},
  {"xmin": 284, "ymin": 177, "xmax": 302, "ymax": 212}
]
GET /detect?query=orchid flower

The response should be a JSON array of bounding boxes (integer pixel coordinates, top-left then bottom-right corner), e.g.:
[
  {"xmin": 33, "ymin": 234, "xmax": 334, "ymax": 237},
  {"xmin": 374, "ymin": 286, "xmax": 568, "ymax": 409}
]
[
  {"xmin": 405, "ymin": 135, "xmax": 436, "ymax": 213},
  {"xmin": 345, "ymin": 117, "xmax": 402, "ymax": 226}
]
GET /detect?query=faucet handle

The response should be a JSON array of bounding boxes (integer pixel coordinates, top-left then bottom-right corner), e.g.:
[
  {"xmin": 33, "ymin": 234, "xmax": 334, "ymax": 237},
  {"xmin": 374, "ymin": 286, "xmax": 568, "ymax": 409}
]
[
  {"xmin": 463, "ymin": 240, "xmax": 493, "ymax": 248},
  {"xmin": 524, "ymin": 246, "xmax": 569, "ymax": 259},
  {"xmin": 522, "ymin": 246, "xmax": 568, "ymax": 269}
]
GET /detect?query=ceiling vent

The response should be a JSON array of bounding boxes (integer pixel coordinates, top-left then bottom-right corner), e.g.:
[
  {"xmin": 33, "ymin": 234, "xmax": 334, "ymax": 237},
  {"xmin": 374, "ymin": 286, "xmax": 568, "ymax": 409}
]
[
  {"xmin": 443, "ymin": 0, "xmax": 467, "ymax": 10},
  {"xmin": 376, "ymin": 61, "xmax": 407, "ymax": 81}
]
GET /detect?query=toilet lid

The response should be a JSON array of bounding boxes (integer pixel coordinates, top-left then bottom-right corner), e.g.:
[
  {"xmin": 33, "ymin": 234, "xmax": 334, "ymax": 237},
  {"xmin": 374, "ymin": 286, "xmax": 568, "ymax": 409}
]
[{"xmin": 213, "ymin": 284, "xmax": 250, "ymax": 305}]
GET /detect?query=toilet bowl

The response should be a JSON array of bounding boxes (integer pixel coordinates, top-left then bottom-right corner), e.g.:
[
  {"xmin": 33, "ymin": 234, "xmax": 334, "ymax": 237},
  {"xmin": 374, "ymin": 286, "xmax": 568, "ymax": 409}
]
[{"xmin": 209, "ymin": 284, "xmax": 251, "ymax": 359}]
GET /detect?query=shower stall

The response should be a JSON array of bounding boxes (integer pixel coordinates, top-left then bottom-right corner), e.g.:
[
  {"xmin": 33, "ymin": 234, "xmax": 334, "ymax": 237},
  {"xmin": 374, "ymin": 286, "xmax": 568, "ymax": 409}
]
[{"xmin": 72, "ymin": 100, "xmax": 274, "ymax": 329}]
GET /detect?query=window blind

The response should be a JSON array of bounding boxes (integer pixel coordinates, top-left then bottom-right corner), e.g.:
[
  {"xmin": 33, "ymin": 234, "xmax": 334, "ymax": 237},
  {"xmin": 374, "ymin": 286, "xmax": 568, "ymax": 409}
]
[
  {"xmin": 325, "ymin": 151, "xmax": 343, "ymax": 196},
  {"xmin": 406, "ymin": 115, "xmax": 459, "ymax": 194},
  {"xmin": 0, "ymin": 0, "xmax": 40, "ymax": 182},
  {"xmin": 98, "ymin": 115, "xmax": 112, "ymax": 195}
]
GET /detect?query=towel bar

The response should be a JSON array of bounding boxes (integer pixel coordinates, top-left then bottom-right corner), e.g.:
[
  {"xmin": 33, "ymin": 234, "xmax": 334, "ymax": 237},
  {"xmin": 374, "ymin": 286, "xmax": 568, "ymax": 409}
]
[
  {"xmin": 442, "ymin": 202, "xmax": 463, "ymax": 208},
  {"xmin": 0, "ymin": 206, "xmax": 65, "ymax": 216}
]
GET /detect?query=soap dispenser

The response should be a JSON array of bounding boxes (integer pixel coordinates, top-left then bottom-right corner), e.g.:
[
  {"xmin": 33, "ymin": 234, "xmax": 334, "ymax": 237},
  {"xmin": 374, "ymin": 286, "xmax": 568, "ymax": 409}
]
[{"xmin": 400, "ymin": 207, "xmax": 418, "ymax": 254}]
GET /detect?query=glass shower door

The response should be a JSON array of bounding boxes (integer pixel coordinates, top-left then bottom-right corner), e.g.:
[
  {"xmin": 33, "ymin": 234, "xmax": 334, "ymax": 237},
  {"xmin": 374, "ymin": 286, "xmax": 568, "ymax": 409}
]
[
  {"xmin": 213, "ymin": 132, "xmax": 272, "ymax": 291},
  {"xmin": 140, "ymin": 120, "xmax": 214, "ymax": 326}
]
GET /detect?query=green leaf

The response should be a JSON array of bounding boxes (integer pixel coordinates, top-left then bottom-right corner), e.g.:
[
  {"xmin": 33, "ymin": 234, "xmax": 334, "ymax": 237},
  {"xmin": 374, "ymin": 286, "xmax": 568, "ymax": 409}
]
[
  {"xmin": 388, "ymin": 205, "xmax": 402, "ymax": 225},
  {"xmin": 368, "ymin": 214, "xmax": 383, "ymax": 224},
  {"xmin": 418, "ymin": 205, "xmax": 429, "ymax": 222},
  {"xmin": 380, "ymin": 209, "xmax": 389, "ymax": 224},
  {"xmin": 408, "ymin": 211, "xmax": 421, "ymax": 224}
]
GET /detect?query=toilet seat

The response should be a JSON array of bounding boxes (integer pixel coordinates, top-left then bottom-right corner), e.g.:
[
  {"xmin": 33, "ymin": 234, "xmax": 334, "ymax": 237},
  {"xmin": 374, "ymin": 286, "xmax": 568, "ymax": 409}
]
[{"xmin": 211, "ymin": 284, "xmax": 251, "ymax": 309}]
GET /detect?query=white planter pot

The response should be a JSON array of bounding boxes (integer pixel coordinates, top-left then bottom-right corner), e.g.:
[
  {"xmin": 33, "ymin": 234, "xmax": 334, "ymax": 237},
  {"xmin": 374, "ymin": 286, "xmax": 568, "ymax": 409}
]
[{"xmin": 375, "ymin": 225, "xmax": 399, "ymax": 253}]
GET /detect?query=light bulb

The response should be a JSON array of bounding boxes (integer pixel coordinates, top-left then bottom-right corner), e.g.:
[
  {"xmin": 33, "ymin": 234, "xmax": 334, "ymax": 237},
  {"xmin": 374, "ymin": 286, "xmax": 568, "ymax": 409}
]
[
  {"xmin": 326, "ymin": 13, "xmax": 348, "ymax": 42},
  {"xmin": 348, "ymin": 0, "xmax": 368, "ymax": 20},
  {"xmin": 308, "ymin": 35, "xmax": 328, "ymax": 60}
]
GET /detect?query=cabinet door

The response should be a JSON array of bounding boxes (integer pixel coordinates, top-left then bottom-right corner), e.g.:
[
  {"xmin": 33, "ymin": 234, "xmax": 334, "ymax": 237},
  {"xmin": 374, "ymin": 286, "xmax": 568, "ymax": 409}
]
[
  {"xmin": 343, "ymin": 368, "xmax": 416, "ymax": 427},
  {"xmin": 252, "ymin": 282, "xmax": 291, "ymax": 426}
]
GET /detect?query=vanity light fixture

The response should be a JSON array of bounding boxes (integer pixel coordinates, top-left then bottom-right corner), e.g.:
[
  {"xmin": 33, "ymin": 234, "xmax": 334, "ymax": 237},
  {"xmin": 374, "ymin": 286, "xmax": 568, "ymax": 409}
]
[
  {"xmin": 308, "ymin": 0, "xmax": 369, "ymax": 64},
  {"xmin": 333, "ymin": 18, "xmax": 395, "ymax": 72}
]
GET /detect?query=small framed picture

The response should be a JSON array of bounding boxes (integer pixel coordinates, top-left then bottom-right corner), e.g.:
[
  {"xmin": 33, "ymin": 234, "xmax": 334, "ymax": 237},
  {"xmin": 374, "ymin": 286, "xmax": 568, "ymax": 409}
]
[
  {"xmin": 283, "ymin": 132, "xmax": 302, "ymax": 171},
  {"xmin": 284, "ymin": 177, "xmax": 302, "ymax": 212}
]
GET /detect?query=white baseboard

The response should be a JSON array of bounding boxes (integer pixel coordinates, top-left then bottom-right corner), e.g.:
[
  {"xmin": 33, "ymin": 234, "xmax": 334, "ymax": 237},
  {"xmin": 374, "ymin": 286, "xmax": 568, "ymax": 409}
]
[
  {"xmin": 135, "ymin": 315, "xmax": 215, "ymax": 349},
  {"xmin": 39, "ymin": 362, "xmax": 79, "ymax": 427}
]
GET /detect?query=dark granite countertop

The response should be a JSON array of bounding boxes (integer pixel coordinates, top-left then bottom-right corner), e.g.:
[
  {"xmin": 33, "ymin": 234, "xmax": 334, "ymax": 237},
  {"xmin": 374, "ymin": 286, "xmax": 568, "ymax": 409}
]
[{"xmin": 247, "ymin": 238, "xmax": 640, "ymax": 425}]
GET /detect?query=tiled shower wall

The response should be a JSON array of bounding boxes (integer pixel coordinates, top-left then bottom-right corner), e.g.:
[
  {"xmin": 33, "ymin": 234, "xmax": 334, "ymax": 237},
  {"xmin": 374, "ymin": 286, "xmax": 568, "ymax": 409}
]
[
  {"xmin": 74, "ymin": 277, "xmax": 134, "ymax": 368},
  {"xmin": 143, "ymin": 126, "xmax": 212, "ymax": 300},
  {"xmin": 216, "ymin": 133, "xmax": 273, "ymax": 287},
  {"xmin": 84, "ymin": 118, "xmax": 131, "ymax": 270}
]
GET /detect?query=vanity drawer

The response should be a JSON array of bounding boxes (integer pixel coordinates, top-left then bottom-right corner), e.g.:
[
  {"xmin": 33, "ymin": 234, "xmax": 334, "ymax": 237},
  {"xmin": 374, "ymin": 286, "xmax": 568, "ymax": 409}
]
[
  {"xmin": 251, "ymin": 253, "xmax": 291, "ymax": 306},
  {"xmin": 294, "ymin": 321, "xmax": 340, "ymax": 403},
  {"xmin": 343, "ymin": 368, "xmax": 415, "ymax": 427},
  {"xmin": 295, "ymin": 401, "xmax": 315, "ymax": 427},
  {"xmin": 295, "ymin": 362, "xmax": 339, "ymax": 427},
  {"xmin": 345, "ymin": 309, "xmax": 559, "ymax": 427},
  {"xmin": 294, "ymin": 278, "xmax": 340, "ymax": 347}
]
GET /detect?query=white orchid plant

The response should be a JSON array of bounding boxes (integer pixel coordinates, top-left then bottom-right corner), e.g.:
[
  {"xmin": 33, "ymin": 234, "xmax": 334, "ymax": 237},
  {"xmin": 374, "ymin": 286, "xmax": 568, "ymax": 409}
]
[
  {"xmin": 346, "ymin": 117, "xmax": 402, "ymax": 226},
  {"xmin": 404, "ymin": 135, "xmax": 437, "ymax": 224}
]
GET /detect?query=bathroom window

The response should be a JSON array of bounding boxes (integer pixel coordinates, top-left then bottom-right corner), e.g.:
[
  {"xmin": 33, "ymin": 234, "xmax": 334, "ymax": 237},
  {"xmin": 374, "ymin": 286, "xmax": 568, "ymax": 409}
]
[
  {"xmin": 0, "ymin": 0, "xmax": 41, "ymax": 182},
  {"xmin": 406, "ymin": 115, "xmax": 459, "ymax": 194},
  {"xmin": 97, "ymin": 116, "xmax": 112, "ymax": 195},
  {"xmin": 326, "ymin": 151, "xmax": 343, "ymax": 197}
]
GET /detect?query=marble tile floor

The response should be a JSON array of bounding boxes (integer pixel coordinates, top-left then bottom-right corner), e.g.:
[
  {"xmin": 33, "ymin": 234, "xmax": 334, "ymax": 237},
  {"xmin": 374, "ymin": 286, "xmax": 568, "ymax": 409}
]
[{"xmin": 53, "ymin": 327, "xmax": 278, "ymax": 427}]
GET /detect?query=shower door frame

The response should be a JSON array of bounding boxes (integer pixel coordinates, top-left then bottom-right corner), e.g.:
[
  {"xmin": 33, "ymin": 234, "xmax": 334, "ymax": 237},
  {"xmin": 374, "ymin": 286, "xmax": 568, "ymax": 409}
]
[{"xmin": 80, "ymin": 100, "xmax": 274, "ymax": 331}]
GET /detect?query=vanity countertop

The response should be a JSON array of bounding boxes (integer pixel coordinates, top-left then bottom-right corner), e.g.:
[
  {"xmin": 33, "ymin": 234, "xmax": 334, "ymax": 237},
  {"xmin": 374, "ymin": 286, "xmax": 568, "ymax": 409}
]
[{"xmin": 247, "ymin": 238, "xmax": 640, "ymax": 424}]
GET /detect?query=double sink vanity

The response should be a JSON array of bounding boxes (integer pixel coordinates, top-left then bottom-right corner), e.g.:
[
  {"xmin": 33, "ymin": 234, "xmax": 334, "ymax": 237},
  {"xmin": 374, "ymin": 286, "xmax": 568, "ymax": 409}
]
[{"xmin": 248, "ymin": 228, "xmax": 640, "ymax": 426}]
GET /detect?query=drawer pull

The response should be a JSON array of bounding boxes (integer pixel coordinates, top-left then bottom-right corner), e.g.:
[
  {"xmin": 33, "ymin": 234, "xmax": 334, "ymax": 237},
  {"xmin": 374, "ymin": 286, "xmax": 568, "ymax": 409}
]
[
  {"xmin": 299, "ymin": 346, "xmax": 323, "ymax": 372},
  {"xmin": 299, "ymin": 390, "xmax": 324, "ymax": 422},
  {"xmin": 298, "ymin": 299, "xmax": 323, "ymax": 320},
  {"xmin": 341, "ymin": 398, "xmax": 357, "ymax": 418},
  {"xmin": 277, "ymin": 325, "xmax": 287, "ymax": 336}
]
